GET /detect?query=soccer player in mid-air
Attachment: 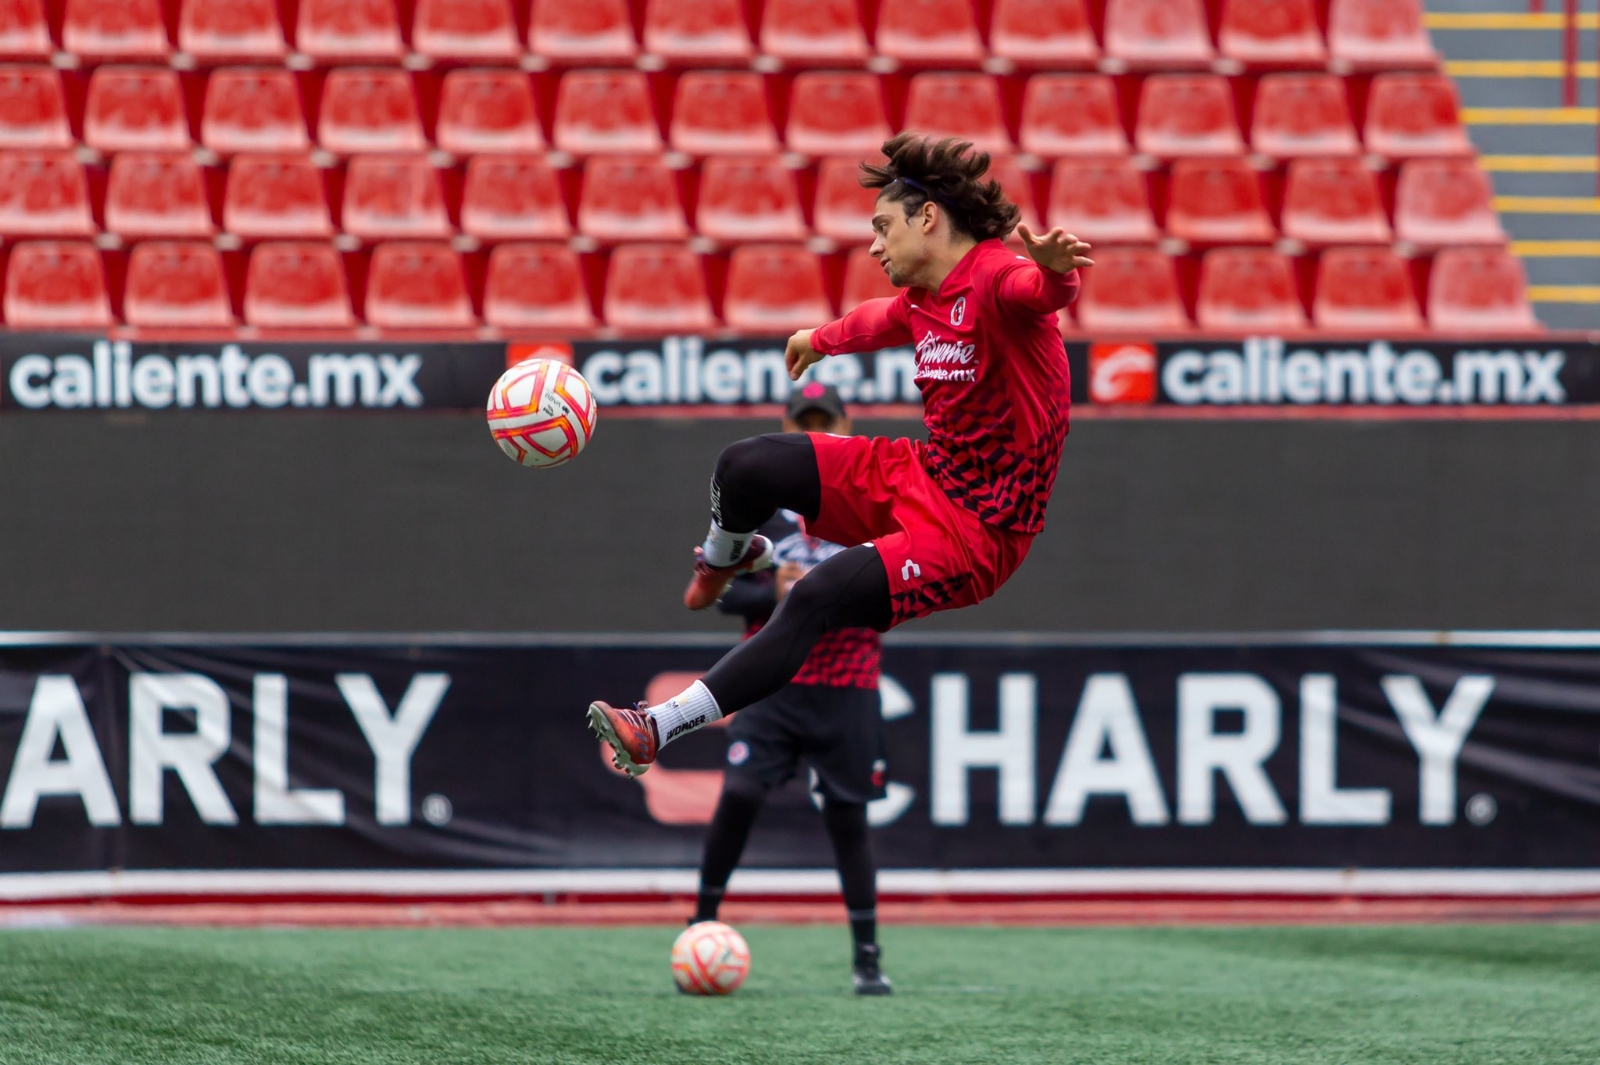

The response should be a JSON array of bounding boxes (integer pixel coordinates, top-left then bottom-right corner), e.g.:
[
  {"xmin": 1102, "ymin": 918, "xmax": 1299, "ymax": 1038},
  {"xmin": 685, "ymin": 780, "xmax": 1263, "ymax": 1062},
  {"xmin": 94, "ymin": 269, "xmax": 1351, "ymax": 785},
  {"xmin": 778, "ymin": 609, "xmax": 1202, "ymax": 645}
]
[{"xmin": 589, "ymin": 129, "xmax": 1091, "ymax": 821}]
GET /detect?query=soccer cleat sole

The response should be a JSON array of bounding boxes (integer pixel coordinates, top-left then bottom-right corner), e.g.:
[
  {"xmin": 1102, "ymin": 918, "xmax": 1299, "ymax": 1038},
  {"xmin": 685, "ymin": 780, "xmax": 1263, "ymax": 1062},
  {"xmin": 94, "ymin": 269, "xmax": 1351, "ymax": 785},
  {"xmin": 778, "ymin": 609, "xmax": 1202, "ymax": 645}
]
[{"xmin": 588, "ymin": 702, "xmax": 649, "ymax": 777}]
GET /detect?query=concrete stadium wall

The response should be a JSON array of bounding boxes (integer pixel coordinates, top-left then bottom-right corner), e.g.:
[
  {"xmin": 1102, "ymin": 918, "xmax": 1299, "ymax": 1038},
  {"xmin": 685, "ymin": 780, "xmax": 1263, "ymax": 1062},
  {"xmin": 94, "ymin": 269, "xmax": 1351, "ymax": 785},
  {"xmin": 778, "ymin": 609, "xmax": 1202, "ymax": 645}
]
[{"xmin": 1, "ymin": 412, "xmax": 1595, "ymax": 633}]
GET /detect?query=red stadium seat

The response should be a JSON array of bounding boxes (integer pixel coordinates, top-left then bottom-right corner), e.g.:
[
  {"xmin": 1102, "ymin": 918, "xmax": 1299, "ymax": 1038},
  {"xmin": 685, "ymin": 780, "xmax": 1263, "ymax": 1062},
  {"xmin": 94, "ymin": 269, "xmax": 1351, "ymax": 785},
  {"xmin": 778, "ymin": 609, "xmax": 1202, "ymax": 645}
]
[
  {"xmin": 63, "ymin": 0, "xmax": 169, "ymax": 59},
  {"xmin": 875, "ymin": 0, "xmax": 983, "ymax": 66},
  {"xmin": 1427, "ymin": 247, "xmax": 1538, "ymax": 333},
  {"xmin": 696, "ymin": 156, "xmax": 806, "ymax": 243},
  {"xmin": 105, "ymin": 153, "xmax": 215, "ymax": 239},
  {"xmin": 1135, "ymin": 75, "xmax": 1245, "ymax": 159},
  {"xmin": 483, "ymin": 243, "xmax": 595, "ymax": 329},
  {"xmin": 1312, "ymin": 247, "xmax": 1423, "ymax": 331},
  {"xmin": 527, "ymin": 0, "xmax": 638, "ymax": 64},
  {"xmin": 341, "ymin": 154, "xmax": 452, "ymax": 242},
  {"xmin": 413, "ymin": 0, "xmax": 518, "ymax": 61},
  {"xmin": 988, "ymin": 155, "xmax": 1041, "ymax": 235},
  {"xmin": 4, "ymin": 241, "xmax": 112, "ymax": 327},
  {"xmin": 1166, "ymin": 158, "xmax": 1275, "ymax": 245},
  {"xmin": 1019, "ymin": 74, "xmax": 1128, "ymax": 158},
  {"xmin": 0, "ymin": 0, "xmax": 52, "ymax": 60},
  {"xmin": 902, "ymin": 73, "xmax": 1012, "ymax": 155},
  {"xmin": 1047, "ymin": 158, "xmax": 1159, "ymax": 244},
  {"xmin": 759, "ymin": 0, "xmax": 868, "ymax": 65},
  {"xmin": 840, "ymin": 245, "xmax": 896, "ymax": 312},
  {"xmin": 1218, "ymin": 0, "xmax": 1325, "ymax": 67},
  {"xmin": 603, "ymin": 243, "xmax": 715, "ymax": 331},
  {"xmin": 1196, "ymin": 248, "xmax": 1307, "ymax": 331},
  {"xmin": 553, "ymin": 70, "xmax": 661, "ymax": 154},
  {"xmin": 1328, "ymin": 0, "xmax": 1437, "ymax": 70},
  {"xmin": 223, "ymin": 153, "xmax": 335, "ymax": 239},
  {"xmin": 178, "ymin": 0, "xmax": 286, "ymax": 61},
  {"xmin": 641, "ymin": 0, "xmax": 751, "ymax": 63},
  {"xmin": 1074, "ymin": 247, "xmax": 1188, "ymax": 331},
  {"xmin": 1103, "ymin": 0, "xmax": 1214, "ymax": 67},
  {"xmin": 243, "ymin": 241, "xmax": 354, "ymax": 327},
  {"xmin": 576, "ymin": 155, "xmax": 688, "ymax": 241},
  {"xmin": 812, "ymin": 155, "xmax": 877, "ymax": 243},
  {"xmin": 723, "ymin": 244, "xmax": 831, "ymax": 331},
  {"xmin": 201, "ymin": 68, "xmax": 310, "ymax": 154},
  {"xmin": 1364, "ymin": 74, "xmax": 1473, "ymax": 159},
  {"xmin": 84, "ymin": 67, "xmax": 191, "ymax": 153},
  {"xmin": 990, "ymin": 0, "xmax": 1098, "ymax": 67},
  {"xmin": 0, "ymin": 66, "xmax": 71, "ymax": 149},
  {"xmin": 459, "ymin": 154, "xmax": 571, "ymax": 241},
  {"xmin": 670, "ymin": 71, "xmax": 778, "ymax": 155},
  {"xmin": 1394, "ymin": 159, "xmax": 1506, "ymax": 247},
  {"xmin": 122, "ymin": 241, "xmax": 234, "ymax": 327},
  {"xmin": 1250, "ymin": 74, "xmax": 1359, "ymax": 159},
  {"xmin": 0, "ymin": 152, "xmax": 94, "ymax": 238},
  {"xmin": 785, "ymin": 72, "xmax": 890, "ymax": 157},
  {"xmin": 317, "ymin": 69, "xmax": 425, "ymax": 154},
  {"xmin": 1279, "ymin": 157, "xmax": 1392, "ymax": 246},
  {"xmin": 436, "ymin": 70, "xmax": 544, "ymax": 154},
  {"xmin": 295, "ymin": 0, "xmax": 403, "ymax": 62},
  {"xmin": 365, "ymin": 242, "xmax": 476, "ymax": 329}
]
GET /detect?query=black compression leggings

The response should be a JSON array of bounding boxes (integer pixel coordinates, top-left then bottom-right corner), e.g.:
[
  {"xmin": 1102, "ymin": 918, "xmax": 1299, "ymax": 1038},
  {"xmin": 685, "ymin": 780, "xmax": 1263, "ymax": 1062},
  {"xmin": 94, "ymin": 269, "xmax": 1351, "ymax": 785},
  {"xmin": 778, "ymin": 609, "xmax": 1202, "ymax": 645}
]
[{"xmin": 700, "ymin": 435, "xmax": 892, "ymax": 715}]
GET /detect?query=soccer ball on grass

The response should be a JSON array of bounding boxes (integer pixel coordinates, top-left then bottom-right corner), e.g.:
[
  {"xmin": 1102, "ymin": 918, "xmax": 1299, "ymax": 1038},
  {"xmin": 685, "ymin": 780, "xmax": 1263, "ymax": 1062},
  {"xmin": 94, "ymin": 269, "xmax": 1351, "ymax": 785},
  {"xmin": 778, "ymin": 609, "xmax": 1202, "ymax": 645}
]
[{"xmin": 671, "ymin": 921, "xmax": 751, "ymax": 995}]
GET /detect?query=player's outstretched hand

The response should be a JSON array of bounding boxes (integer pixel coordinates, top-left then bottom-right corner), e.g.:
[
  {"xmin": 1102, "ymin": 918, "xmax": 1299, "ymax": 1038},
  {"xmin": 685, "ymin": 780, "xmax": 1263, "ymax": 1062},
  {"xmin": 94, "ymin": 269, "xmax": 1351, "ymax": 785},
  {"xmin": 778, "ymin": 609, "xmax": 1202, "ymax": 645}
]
[
  {"xmin": 1016, "ymin": 226, "xmax": 1093, "ymax": 274},
  {"xmin": 786, "ymin": 328, "xmax": 823, "ymax": 381}
]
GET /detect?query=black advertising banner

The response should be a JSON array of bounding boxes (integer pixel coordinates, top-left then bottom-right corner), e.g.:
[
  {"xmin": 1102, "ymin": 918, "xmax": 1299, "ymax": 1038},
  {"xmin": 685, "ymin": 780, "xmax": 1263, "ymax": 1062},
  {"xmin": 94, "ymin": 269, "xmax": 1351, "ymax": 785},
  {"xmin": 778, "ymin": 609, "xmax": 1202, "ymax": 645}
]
[
  {"xmin": 6, "ymin": 333, "xmax": 1600, "ymax": 413},
  {"xmin": 0, "ymin": 335, "xmax": 508, "ymax": 412},
  {"xmin": 1, "ymin": 637, "xmax": 1598, "ymax": 884},
  {"xmin": 1147, "ymin": 337, "xmax": 1600, "ymax": 408}
]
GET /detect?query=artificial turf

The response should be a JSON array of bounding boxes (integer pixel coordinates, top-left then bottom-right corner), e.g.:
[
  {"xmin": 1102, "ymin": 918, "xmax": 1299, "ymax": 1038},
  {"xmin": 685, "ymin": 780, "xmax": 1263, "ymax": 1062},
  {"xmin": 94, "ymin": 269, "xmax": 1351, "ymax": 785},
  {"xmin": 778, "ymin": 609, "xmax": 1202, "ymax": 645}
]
[{"xmin": 0, "ymin": 923, "xmax": 1596, "ymax": 1064}]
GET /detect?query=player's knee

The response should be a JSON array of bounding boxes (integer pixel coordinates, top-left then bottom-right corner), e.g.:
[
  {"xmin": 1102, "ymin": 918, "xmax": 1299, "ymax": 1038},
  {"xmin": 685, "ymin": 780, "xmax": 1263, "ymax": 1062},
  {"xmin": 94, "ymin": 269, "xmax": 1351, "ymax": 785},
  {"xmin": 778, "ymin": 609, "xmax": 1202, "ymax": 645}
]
[
  {"xmin": 823, "ymin": 799, "xmax": 869, "ymax": 837},
  {"xmin": 721, "ymin": 771, "xmax": 770, "ymax": 804},
  {"xmin": 713, "ymin": 436, "xmax": 771, "ymax": 496}
]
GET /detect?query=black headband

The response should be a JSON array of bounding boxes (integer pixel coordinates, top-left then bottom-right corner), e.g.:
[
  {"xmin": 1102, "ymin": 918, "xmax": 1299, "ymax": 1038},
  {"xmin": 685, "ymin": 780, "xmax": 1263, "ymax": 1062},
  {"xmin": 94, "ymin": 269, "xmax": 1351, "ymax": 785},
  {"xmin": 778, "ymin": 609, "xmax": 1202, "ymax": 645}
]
[{"xmin": 893, "ymin": 176, "xmax": 943, "ymax": 207}]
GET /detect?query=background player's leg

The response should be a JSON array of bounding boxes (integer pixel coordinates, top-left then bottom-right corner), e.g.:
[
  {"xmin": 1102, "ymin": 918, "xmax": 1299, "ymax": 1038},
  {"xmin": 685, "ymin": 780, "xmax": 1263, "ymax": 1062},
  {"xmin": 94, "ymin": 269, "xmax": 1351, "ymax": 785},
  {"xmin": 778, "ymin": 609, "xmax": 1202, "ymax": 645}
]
[
  {"xmin": 699, "ymin": 433, "xmax": 820, "ymax": 566},
  {"xmin": 822, "ymin": 798, "xmax": 891, "ymax": 994},
  {"xmin": 698, "ymin": 546, "xmax": 890, "ymax": 715},
  {"xmin": 694, "ymin": 774, "xmax": 768, "ymax": 923}
]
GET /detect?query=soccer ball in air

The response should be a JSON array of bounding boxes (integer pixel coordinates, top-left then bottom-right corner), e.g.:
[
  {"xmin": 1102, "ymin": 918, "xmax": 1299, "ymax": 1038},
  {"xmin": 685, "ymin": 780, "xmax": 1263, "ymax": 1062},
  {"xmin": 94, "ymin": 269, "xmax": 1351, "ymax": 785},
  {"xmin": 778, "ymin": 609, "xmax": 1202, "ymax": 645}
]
[
  {"xmin": 486, "ymin": 358, "xmax": 597, "ymax": 468},
  {"xmin": 671, "ymin": 921, "xmax": 751, "ymax": 995}
]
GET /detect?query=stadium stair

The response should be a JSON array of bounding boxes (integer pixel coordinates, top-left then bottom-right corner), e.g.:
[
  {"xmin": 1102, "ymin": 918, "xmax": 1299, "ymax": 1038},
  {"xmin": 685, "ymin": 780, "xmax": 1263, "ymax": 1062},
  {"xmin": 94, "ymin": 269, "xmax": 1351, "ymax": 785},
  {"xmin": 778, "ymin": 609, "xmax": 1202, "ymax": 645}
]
[{"xmin": 1426, "ymin": 0, "xmax": 1600, "ymax": 329}]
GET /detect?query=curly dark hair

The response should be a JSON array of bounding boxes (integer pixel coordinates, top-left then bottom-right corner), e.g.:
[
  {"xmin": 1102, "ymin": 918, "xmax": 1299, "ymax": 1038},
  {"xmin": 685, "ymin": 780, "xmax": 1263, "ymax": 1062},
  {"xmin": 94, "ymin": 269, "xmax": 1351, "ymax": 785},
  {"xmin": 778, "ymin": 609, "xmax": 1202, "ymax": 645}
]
[{"xmin": 859, "ymin": 133, "xmax": 1020, "ymax": 242}]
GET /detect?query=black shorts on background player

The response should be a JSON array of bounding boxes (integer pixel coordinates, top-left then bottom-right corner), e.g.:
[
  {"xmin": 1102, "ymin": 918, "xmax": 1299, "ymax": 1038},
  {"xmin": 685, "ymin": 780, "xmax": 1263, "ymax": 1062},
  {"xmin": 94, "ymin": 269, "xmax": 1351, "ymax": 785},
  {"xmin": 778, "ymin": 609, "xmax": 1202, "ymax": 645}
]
[{"xmin": 726, "ymin": 685, "xmax": 887, "ymax": 806}]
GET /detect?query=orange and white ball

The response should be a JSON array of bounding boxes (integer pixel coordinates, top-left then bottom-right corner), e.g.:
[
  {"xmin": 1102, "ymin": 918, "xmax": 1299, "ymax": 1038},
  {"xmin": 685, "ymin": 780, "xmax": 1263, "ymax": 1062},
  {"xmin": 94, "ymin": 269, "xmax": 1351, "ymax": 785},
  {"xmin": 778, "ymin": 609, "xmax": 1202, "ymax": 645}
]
[
  {"xmin": 671, "ymin": 921, "xmax": 751, "ymax": 996},
  {"xmin": 486, "ymin": 358, "xmax": 597, "ymax": 468}
]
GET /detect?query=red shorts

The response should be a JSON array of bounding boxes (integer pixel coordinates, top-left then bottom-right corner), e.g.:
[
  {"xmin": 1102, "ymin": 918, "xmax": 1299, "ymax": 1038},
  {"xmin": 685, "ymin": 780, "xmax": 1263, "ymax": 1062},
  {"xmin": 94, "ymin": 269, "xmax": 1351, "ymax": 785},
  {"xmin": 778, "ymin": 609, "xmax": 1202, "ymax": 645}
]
[{"xmin": 805, "ymin": 433, "xmax": 1034, "ymax": 630}]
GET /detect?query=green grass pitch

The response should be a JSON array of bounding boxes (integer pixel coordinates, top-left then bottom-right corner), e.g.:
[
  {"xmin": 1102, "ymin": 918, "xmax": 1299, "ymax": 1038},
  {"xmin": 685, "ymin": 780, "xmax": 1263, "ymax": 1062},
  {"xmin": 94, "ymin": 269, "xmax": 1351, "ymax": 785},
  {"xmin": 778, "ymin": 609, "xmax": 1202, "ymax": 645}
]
[{"xmin": 0, "ymin": 923, "xmax": 1597, "ymax": 1064}]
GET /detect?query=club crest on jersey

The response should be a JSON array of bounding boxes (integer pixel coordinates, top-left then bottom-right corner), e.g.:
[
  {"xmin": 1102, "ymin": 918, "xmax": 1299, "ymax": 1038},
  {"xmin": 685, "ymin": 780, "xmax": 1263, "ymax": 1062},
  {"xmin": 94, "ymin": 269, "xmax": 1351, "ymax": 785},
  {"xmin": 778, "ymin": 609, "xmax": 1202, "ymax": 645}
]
[{"xmin": 950, "ymin": 296, "xmax": 967, "ymax": 326}]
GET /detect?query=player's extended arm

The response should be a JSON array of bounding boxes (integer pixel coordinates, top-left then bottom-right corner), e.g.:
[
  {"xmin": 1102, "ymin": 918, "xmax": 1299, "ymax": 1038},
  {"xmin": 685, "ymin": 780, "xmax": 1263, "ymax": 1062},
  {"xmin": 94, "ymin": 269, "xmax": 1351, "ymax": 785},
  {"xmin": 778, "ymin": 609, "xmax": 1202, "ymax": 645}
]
[
  {"xmin": 786, "ymin": 295, "xmax": 913, "ymax": 380},
  {"xmin": 995, "ymin": 226, "xmax": 1094, "ymax": 313}
]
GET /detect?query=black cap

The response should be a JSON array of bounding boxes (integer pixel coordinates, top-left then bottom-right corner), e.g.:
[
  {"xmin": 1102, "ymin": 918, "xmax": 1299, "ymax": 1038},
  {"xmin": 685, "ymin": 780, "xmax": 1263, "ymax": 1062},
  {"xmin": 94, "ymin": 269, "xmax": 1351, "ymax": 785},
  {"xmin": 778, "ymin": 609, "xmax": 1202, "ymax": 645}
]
[{"xmin": 786, "ymin": 381, "xmax": 847, "ymax": 423}]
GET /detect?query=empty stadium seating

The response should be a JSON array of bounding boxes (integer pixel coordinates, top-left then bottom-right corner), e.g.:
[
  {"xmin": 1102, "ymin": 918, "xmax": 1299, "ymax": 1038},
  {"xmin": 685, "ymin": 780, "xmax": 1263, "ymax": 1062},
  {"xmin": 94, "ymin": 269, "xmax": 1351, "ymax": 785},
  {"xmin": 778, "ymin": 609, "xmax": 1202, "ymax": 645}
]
[{"xmin": 0, "ymin": 0, "xmax": 1521, "ymax": 337}]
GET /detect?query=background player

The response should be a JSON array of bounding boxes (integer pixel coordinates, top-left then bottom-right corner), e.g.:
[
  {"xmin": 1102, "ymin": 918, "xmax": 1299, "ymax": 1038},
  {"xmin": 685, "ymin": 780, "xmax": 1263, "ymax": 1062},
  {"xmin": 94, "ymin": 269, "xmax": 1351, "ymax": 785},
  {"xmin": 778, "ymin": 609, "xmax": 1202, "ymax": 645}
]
[
  {"xmin": 590, "ymin": 133, "xmax": 1092, "ymax": 777},
  {"xmin": 691, "ymin": 383, "xmax": 892, "ymax": 996}
]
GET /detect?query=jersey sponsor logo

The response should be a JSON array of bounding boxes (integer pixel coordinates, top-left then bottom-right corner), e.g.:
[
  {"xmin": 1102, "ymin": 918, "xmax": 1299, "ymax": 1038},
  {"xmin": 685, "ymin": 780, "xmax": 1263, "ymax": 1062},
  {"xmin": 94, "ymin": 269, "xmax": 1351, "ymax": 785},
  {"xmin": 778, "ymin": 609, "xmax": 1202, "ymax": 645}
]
[
  {"xmin": 950, "ymin": 296, "xmax": 967, "ymax": 327},
  {"xmin": 914, "ymin": 331, "xmax": 979, "ymax": 384},
  {"xmin": 1089, "ymin": 342, "xmax": 1157, "ymax": 405}
]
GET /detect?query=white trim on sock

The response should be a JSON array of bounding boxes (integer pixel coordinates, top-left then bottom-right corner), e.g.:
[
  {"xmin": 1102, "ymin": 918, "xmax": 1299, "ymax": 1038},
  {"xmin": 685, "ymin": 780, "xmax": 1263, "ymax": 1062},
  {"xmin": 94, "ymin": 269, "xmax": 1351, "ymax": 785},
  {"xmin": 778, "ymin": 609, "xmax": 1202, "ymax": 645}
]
[
  {"xmin": 648, "ymin": 681, "xmax": 723, "ymax": 746},
  {"xmin": 701, "ymin": 522, "xmax": 750, "ymax": 568}
]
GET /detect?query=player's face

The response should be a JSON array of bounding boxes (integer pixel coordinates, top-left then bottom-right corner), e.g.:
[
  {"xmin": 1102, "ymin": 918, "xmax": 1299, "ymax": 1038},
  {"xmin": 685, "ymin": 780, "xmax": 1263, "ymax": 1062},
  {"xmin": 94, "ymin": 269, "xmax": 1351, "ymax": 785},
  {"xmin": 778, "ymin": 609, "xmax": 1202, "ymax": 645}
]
[{"xmin": 869, "ymin": 195, "xmax": 933, "ymax": 288}]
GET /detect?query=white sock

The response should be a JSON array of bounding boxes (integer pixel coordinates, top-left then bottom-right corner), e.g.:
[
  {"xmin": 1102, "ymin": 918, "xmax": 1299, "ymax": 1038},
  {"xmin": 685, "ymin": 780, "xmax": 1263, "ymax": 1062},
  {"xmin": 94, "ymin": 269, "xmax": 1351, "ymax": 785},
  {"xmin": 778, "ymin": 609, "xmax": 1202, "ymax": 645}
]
[
  {"xmin": 648, "ymin": 680, "xmax": 723, "ymax": 746},
  {"xmin": 701, "ymin": 522, "xmax": 751, "ymax": 568}
]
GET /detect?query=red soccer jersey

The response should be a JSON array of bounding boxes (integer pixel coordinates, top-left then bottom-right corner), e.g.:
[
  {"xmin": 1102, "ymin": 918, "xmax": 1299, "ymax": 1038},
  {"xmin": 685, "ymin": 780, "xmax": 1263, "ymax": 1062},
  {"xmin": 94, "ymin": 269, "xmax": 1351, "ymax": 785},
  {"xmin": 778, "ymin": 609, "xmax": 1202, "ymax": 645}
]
[{"xmin": 809, "ymin": 240, "xmax": 1079, "ymax": 534}]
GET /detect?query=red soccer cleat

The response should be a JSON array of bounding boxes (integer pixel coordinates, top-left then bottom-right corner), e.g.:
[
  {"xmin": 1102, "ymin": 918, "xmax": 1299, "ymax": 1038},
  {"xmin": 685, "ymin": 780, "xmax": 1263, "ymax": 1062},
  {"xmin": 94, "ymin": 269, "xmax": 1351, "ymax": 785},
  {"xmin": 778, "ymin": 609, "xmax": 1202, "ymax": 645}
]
[
  {"xmin": 587, "ymin": 700, "xmax": 659, "ymax": 777},
  {"xmin": 683, "ymin": 534, "xmax": 775, "ymax": 610}
]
